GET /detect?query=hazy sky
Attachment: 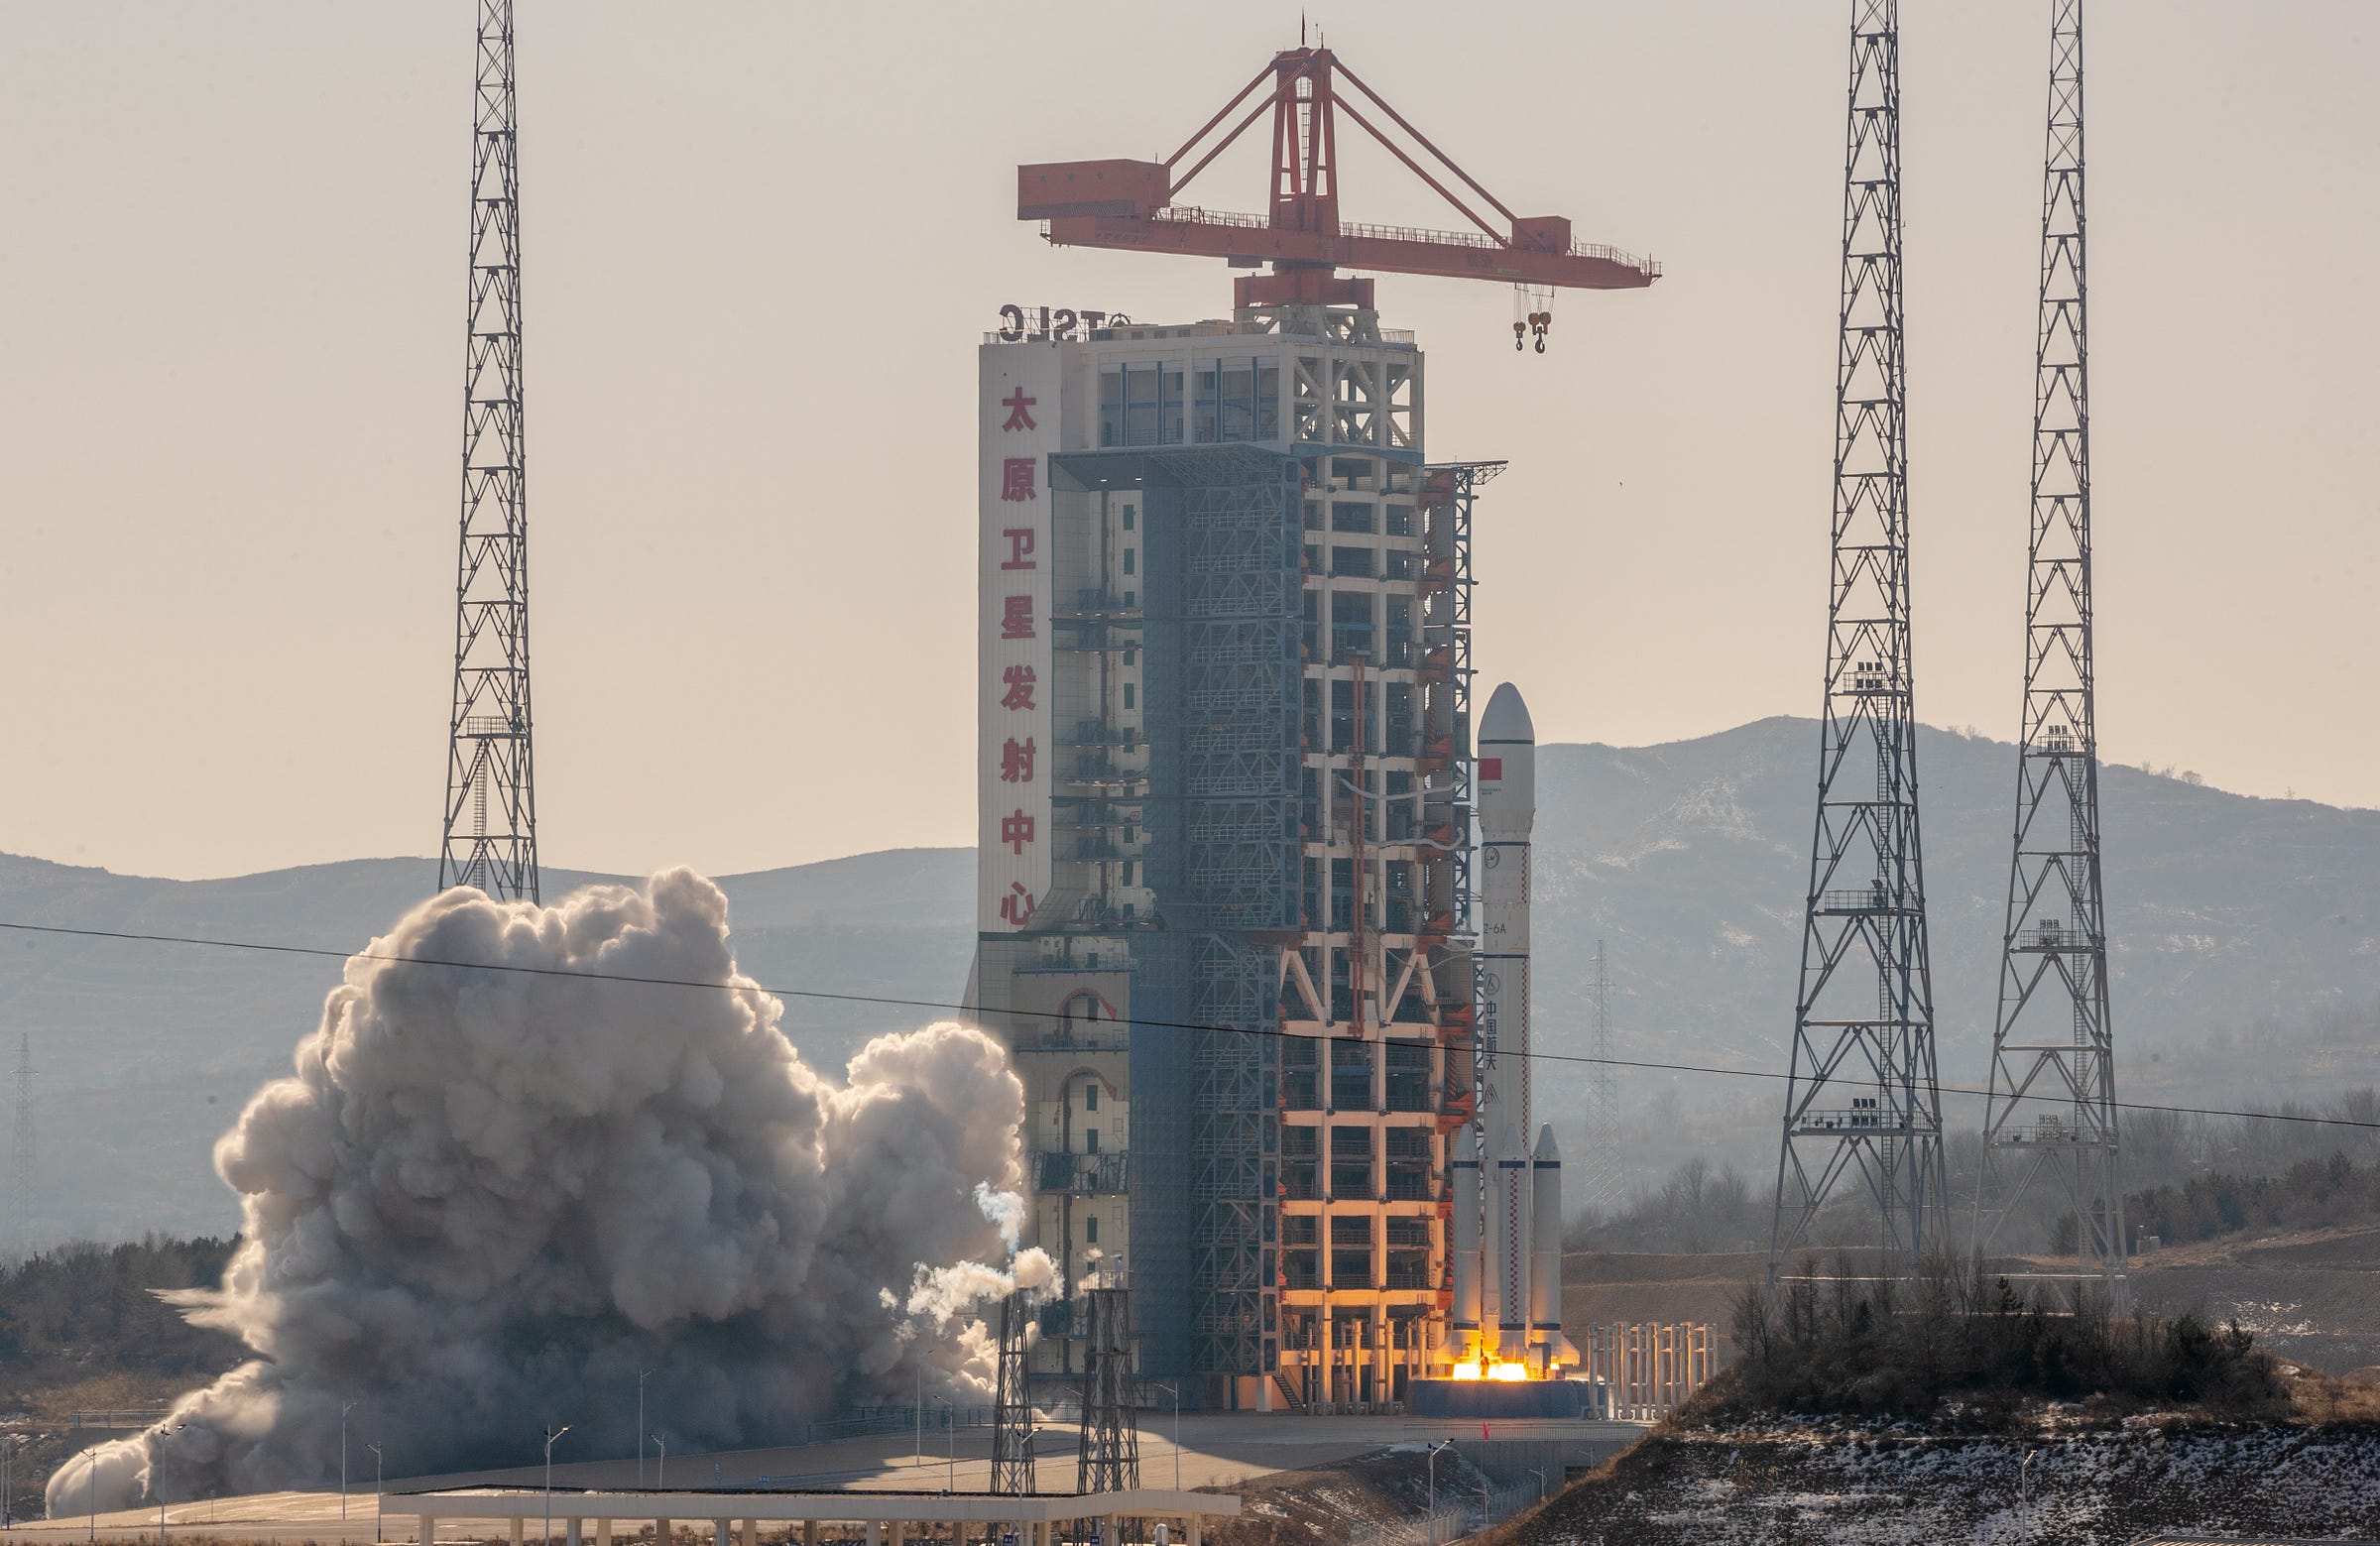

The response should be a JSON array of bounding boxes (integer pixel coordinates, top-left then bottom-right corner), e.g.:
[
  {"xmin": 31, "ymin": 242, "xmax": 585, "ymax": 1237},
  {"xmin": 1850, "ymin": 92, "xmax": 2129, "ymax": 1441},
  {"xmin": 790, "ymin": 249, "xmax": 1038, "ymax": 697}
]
[{"xmin": 2, "ymin": 2, "xmax": 2374, "ymax": 882}]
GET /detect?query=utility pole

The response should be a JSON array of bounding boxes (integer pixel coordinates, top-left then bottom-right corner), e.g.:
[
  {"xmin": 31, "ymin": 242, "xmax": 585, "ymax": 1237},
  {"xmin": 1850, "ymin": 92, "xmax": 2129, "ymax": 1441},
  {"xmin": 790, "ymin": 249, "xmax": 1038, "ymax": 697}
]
[
  {"xmin": 1580, "ymin": 942, "xmax": 1622, "ymax": 1215},
  {"xmin": 637, "ymin": 1369, "xmax": 652, "ymax": 1489},
  {"xmin": 9, "ymin": 1036, "xmax": 31, "ymax": 1265},
  {"xmin": 1974, "ymin": 0, "xmax": 2127, "ymax": 1307},
  {"xmin": 1769, "ymin": 0, "xmax": 1946, "ymax": 1281},
  {"xmin": 439, "ymin": 0, "xmax": 539, "ymax": 901}
]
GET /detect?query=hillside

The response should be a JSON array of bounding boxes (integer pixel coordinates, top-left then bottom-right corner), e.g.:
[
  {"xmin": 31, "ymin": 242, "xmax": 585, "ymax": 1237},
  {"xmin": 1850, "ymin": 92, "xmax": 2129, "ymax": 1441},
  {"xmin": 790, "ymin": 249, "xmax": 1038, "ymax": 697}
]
[
  {"xmin": 1485, "ymin": 1415, "xmax": 2380, "ymax": 1546},
  {"xmin": 5, "ymin": 717, "xmax": 2379, "ymax": 1244}
]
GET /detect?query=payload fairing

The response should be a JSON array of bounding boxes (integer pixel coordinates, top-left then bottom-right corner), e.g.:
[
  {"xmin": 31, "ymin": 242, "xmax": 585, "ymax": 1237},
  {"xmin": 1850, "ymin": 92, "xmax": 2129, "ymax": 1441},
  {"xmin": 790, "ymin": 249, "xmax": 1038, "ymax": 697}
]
[{"xmin": 1451, "ymin": 682, "xmax": 1579, "ymax": 1375}]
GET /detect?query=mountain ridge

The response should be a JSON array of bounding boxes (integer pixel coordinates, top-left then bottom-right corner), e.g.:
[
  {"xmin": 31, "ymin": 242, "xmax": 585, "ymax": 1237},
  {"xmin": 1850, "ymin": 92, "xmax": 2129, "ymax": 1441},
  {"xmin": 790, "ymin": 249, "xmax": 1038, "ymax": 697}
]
[{"xmin": 4, "ymin": 717, "xmax": 2374, "ymax": 1244}]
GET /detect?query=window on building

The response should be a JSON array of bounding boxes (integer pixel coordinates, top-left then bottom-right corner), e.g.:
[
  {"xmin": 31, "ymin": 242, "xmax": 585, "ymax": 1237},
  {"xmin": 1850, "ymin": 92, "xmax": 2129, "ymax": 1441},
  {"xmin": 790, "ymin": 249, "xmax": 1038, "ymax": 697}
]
[
  {"xmin": 1330, "ymin": 545, "xmax": 1375, "ymax": 579},
  {"xmin": 1085, "ymin": 1128, "xmax": 1101, "ymax": 1154},
  {"xmin": 1121, "ymin": 505, "xmax": 1135, "ymax": 530},
  {"xmin": 1100, "ymin": 364, "xmax": 1183, "ymax": 447},
  {"xmin": 1123, "ymin": 682, "xmax": 1136, "ymax": 709},
  {"xmin": 1085, "ymin": 1215, "xmax": 1100, "ymax": 1244},
  {"xmin": 1123, "ymin": 548, "xmax": 1136, "ymax": 575},
  {"xmin": 1200, "ymin": 357, "xmax": 1281, "ymax": 442},
  {"xmin": 1122, "ymin": 861, "xmax": 1136, "ymax": 887},
  {"xmin": 1085, "ymin": 1083, "xmax": 1099, "ymax": 1112},
  {"xmin": 1331, "ymin": 502, "xmax": 1375, "ymax": 534}
]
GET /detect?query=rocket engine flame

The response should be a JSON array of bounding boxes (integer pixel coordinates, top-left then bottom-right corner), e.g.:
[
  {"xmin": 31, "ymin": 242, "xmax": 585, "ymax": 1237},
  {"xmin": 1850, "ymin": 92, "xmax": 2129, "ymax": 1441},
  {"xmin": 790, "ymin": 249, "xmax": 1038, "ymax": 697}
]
[{"xmin": 48, "ymin": 870, "xmax": 1035, "ymax": 1513}]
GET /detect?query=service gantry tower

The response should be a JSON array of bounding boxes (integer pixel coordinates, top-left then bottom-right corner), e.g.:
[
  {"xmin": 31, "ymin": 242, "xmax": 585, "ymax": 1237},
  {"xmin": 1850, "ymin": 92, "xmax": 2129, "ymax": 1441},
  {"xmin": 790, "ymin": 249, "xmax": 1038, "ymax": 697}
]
[
  {"xmin": 1974, "ymin": 0, "xmax": 2127, "ymax": 1301},
  {"xmin": 976, "ymin": 39, "xmax": 1654, "ymax": 1408},
  {"xmin": 439, "ymin": 0, "xmax": 540, "ymax": 901},
  {"xmin": 1769, "ymin": 0, "xmax": 1948, "ymax": 1279}
]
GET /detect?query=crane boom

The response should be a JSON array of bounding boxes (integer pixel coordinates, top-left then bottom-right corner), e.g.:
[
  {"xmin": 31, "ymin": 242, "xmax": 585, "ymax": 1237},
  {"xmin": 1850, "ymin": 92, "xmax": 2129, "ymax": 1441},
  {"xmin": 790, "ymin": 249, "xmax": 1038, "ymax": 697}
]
[{"xmin": 1018, "ymin": 44, "xmax": 1658, "ymax": 308}]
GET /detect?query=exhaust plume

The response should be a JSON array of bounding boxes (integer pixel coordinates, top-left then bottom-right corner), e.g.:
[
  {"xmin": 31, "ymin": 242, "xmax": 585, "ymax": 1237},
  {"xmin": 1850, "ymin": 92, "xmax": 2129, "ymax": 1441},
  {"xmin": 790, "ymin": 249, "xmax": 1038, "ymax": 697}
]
[{"xmin": 49, "ymin": 870, "xmax": 1033, "ymax": 1512}]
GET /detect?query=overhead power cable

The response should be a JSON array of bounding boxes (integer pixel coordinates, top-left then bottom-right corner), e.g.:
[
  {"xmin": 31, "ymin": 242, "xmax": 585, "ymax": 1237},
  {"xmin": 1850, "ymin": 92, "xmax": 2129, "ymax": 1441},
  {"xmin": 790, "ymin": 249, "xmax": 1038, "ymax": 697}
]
[{"xmin": 0, "ymin": 916, "xmax": 2375, "ymax": 1135}]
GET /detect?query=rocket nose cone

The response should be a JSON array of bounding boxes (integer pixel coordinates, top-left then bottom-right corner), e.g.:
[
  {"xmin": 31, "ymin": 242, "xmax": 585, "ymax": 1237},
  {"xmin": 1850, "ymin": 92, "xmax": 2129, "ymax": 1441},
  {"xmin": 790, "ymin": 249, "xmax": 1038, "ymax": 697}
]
[
  {"xmin": 1455, "ymin": 1125, "xmax": 1479, "ymax": 1160},
  {"xmin": 1534, "ymin": 1124, "xmax": 1561, "ymax": 1160},
  {"xmin": 1481, "ymin": 682, "xmax": 1536, "ymax": 745}
]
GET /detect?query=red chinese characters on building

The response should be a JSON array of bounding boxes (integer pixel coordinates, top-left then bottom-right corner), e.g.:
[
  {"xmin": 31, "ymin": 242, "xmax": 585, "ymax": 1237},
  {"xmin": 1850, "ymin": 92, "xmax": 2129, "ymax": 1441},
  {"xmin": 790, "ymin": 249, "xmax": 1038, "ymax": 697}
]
[
  {"xmin": 990, "ymin": 373, "xmax": 1047, "ymax": 932},
  {"xmin": 1001, "ymin": 736, "xmax": 1036, "ymax": 784}
]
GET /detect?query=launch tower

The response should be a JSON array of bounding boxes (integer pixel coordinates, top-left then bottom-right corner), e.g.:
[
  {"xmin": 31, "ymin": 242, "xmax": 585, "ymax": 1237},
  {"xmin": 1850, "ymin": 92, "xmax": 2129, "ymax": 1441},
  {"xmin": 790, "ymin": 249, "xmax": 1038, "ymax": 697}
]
[{"xmin": 971, "ymin": 41, "xmax": 1654, "ymax": 1407}]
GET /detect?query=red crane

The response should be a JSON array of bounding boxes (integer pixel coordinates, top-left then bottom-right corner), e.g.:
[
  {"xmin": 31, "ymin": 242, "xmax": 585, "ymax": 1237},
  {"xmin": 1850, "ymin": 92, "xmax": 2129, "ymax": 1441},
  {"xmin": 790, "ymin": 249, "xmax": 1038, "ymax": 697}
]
[{"xmin": 1017, "ymin": 41, "xmax": 1659, "ymax": 313}]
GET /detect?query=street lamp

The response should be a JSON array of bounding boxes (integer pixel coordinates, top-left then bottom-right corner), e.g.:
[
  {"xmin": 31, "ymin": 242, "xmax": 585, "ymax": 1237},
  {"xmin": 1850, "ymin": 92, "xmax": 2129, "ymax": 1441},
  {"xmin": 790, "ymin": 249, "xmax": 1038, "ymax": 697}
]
[
  {"xmin": 152, "ymin": 1425, "xmax": 189, "ymax": 1546},
  {"xmin": 543, "ymin": 1424, "xmax": 572, "ymax": 1546},
  {"xmin": 367, "ymin": 1444, "xmax": 384, "ymax": 1544},
  {"xmin": 638, "ymin": 1370, "xmax": 654, "ymax": 1489},
  {"xmin": 652, "ymin": 1434, "xmax": 665, "ymax": 1490},
  {"xmin": 1423, "ymin": 1441, "xmax": 1451, "ymax": 1546},
  {"xmin": 1526, "ymin": 1470, "xmax": 1545, "ymax": 1504},
  {"xmin": 931, "ymin": 1398, "xmax": 955, "ymax": 1492},
  {"xmin": 1147, "ymin": 1384, "xmax": 1181, "ymax": 1491},
  {"xmin": 3, "ymin": 1432, "xmax": 15, "ymax": 1530},
  {"xmin": 341, "ymin": 1402, "xmax": 359, "ymax": 1521}
]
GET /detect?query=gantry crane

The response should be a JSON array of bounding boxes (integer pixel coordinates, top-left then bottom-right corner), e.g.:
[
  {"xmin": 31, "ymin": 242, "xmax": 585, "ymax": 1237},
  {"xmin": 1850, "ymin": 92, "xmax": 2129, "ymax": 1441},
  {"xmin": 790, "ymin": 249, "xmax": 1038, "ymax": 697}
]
[{"xmin": 1018, "ymin": 39, "xmax": 1657, "ymax": 331}]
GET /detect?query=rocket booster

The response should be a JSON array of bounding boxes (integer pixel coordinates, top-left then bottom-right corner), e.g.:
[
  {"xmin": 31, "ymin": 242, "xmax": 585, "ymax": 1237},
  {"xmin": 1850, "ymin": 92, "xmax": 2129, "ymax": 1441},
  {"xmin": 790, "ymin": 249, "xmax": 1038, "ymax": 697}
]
[{"xmin": 1456, "ymin": 683, "xmax": 1577, "ymax": 1373}]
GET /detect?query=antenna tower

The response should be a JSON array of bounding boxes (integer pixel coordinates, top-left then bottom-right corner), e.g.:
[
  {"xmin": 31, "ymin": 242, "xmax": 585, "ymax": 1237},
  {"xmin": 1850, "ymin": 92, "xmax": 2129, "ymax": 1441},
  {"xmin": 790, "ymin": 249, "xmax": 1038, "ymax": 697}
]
[
  {"xmin": 991, "ymin": 1289, "xmax": 1038, "ymax": 1495},
  {"xmin": 8, "ymin": 1036, "xmax": 30, "ymax": 1263},
  {"xmin": 1579, "ymin": 941, "xmax": 1622, "ymax": 1215},
  {"xmin": 1974, "ymin": 0, "xmax": 2126, "ymax": 1300},
  {"xmin": 1074, "ymin": 1286, "xmax": 1138, "ymax": 1493},
  {"xmin": 1768, "ymin": 0, "xmax": 1946, "ymax": 1279},
  {"xmin": 439, "ymin": 0, "xmax": 539, "ymax": 902}
]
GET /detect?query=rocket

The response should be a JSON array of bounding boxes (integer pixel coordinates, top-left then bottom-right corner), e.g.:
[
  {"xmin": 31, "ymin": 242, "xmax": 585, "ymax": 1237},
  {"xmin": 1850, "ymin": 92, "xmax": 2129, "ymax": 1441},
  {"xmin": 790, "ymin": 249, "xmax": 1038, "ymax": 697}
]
[{"xmin": 1450, "ymin": 682, "xmax": 1578, "ymax": 1375}]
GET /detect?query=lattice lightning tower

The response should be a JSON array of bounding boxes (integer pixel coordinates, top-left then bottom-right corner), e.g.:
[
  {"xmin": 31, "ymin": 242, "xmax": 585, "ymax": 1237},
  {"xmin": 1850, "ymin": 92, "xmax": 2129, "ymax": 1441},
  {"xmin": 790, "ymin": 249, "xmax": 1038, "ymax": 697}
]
[
  {"xmin": 1074, "ymin": 1286, "xmax": 1138, "ymax": 1493},
  {"xmin": 1974, "ymin": 0, "xmax": 2126, "ymax": 1300},
  {"xmin": 990, "ymin": 1289, "xmax": 1037, "ymax": 1495},
  {"xmin": 1769, "ymin": 0, "xmax": 1947, "ymax": 1279},
  {"xmin": 439, "ymin": 0, "xmax": 539, "ymax": 901}
]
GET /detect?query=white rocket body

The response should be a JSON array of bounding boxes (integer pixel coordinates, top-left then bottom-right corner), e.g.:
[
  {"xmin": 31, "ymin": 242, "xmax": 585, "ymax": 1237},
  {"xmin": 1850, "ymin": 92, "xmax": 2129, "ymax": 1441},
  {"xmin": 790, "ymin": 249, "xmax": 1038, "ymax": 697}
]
[
  {"xmin": 1451, "ymin": 1125, "xmax": 1482, "ymax": 1332},
  {"xmin": 1455, "ymin": 683, "xmax": 1576, "ymax": 1373}
]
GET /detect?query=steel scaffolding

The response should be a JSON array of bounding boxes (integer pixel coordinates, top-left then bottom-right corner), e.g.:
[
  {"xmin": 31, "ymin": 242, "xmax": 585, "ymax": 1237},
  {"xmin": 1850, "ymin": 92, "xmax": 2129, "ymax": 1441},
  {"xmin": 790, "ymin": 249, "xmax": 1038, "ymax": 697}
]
[
  {"xmin": 1974, "ymin": 0, "xmax": 2127, "ymax": 1303},
  {"xmin": 439, "ymin": 0, "xmax": 538, "ymax": 901},
  {"xmin": 1769, "ymin": 0, "xmax": 1946, "ymax": 1279}
]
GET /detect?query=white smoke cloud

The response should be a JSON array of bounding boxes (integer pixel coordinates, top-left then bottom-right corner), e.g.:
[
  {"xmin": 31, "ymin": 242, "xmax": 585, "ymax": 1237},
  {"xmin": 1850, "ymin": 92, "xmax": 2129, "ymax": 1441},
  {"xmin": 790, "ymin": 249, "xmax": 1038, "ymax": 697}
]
[{"xmin": 48, "ymin": 871, "xmax": 1036, "ymax": 1514}]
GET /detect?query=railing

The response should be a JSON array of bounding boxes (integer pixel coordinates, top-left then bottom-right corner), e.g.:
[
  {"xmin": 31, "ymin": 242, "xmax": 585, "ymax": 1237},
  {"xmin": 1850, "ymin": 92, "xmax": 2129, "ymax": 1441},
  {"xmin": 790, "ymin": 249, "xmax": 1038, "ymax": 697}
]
[
  {"xmin": 1342, "ymin": 1481, "xmax": 1544, "ymax": 1546},
  {"xmin": 1817, "ymin": 888, "xmax": 1912, "ymax": 913},
  {"xmin": 1036, "ymin": 1150, "xmax": 1129, "ymax": 1193},
  {"xmin": 1148, "ymin": 205, "xmax": 1660, "ymax": 277}
]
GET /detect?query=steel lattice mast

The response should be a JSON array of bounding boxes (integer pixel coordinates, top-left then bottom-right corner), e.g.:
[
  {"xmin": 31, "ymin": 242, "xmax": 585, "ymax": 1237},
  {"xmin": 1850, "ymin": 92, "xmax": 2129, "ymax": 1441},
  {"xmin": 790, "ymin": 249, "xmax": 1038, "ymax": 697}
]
[
  {"xmin": 990, "ymin": 1289, "xmax": 1037, "ymax": 1495},
  {"xmin": 439, "ymin": 0, "xmax": 539, "ymax": 901},
  {"xmin": 1768, "ymin": 0, "xmax": 1946, "ymax": 1280},
  {"xmin": 1974, "ymin": 0, "xmax": 2126, "ymax": 1299}
]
